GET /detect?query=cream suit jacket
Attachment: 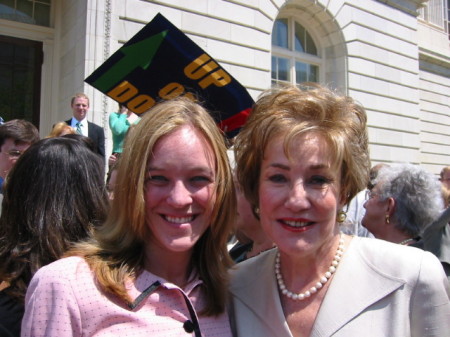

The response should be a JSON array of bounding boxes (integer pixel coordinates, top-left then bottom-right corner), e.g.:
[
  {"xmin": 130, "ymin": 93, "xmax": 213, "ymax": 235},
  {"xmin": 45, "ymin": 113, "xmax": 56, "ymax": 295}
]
[{"xmin": 229, "ymin": 237, "xmax": 450, "ymax": 337}]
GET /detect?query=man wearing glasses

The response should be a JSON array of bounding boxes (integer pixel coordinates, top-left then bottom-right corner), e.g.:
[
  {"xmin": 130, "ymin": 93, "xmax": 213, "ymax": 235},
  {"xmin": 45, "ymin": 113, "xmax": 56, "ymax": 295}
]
[{"xmin": 0, "ymin": 119, "xmax": 39, "ymax": 193}]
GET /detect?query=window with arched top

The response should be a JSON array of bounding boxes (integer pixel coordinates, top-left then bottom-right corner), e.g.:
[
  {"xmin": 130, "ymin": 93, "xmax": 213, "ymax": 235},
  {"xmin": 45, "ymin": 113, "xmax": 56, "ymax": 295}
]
[{"xmin": 271, "ymin": 18, "xmax": 321, "ymax": 86}]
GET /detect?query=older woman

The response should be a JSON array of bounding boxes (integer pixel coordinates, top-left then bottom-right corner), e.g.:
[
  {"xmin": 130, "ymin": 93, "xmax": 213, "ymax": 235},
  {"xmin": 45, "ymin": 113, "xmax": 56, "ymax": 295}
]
[
  {"xmin": 362, "ymin": 163, "xmax": 443, "ymax": 247},
  {"xmin": 22, "ymin": 98, "xmax": 235, "ymax": 336},
  {"xmin": 229, "ymin": 84, "xmax": 450, "ymax": 337}
]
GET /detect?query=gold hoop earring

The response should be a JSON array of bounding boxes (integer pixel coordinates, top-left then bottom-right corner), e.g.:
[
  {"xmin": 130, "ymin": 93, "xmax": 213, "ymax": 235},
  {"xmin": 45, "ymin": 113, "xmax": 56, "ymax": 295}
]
[{"xmin": 337, "ymin": 210, "xmax": 347, "ymax": 223}]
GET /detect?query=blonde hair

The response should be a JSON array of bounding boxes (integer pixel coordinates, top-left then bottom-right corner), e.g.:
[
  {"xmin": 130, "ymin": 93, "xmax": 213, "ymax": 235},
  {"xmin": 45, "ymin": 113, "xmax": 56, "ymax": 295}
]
[
  {"xmin": 47, "ymin": 122, "xmax": 75, "ymax": 138},
  {"xmin": 70, "ymin": 93, "xmax": 90, "ymax": 106},
  {"xmin": 69, "ymin": 97, "xmax": 235, "ymax": 315},
  {"xmin": 234, "ymin": 84, "xmax": 370, "ymax": 209}
]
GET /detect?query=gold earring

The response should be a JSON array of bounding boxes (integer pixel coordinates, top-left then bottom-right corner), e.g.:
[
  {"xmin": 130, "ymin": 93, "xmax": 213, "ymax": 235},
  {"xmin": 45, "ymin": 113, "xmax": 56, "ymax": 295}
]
[
  {"xmin": 337, "ymin": 210, "xmax": 347, "ymax": 223},
  {"xmin": 385, "ymin": 214, "xmax": 390, "ymax": 224},
  {"xmin": 254, "ymin": 207, "xmax": 260, "ymax": 214}
]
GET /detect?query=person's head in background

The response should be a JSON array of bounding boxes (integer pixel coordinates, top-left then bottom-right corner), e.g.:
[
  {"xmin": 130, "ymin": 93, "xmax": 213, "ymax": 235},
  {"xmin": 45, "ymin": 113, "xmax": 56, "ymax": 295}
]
[
  {"xmin": 0, "ymin": 119, "xmax": 40, "ymax": 183},
  {"xmin": 367, "ymin": 163, "xmax": 390, "ymax": 190},
  {"xmin": 0, "ymin": 137, "xmax": 108, "ymax": 302},
  {"xmin": 71, "ymin": 93, "xmax": 90, "ymax": 121},
  {"xmin": 440, "ymin": 166, "xmax": 450, "ymax": 190},
  {"xmin": 47, "ymin": 122, "xmax": 76, "ymax": 138},
  {"xmin": 363, "ymin": 163, "xmax": 443, "ymax": 244}
]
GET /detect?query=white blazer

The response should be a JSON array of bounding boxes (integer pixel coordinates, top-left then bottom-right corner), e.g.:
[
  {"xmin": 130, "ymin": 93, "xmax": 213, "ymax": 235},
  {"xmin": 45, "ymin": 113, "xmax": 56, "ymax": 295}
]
[{"xmin": 229, "ymin": 237, "xmax": 450, "ymax": 337}]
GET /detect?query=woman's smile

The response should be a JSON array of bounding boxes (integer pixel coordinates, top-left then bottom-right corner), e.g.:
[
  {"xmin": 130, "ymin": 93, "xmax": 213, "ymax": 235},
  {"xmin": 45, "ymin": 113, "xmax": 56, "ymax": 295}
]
[
  {"xmin": 162, "ymin": 214, "xmax": 197, "ymax": 224},
  {"xmin": 279, "ymin": 218, "xmax": 315, "ymax": 231}
]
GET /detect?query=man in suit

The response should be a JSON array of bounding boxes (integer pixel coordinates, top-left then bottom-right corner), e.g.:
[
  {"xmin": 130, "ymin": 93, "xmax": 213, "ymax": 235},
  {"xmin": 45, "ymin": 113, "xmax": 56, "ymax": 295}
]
[{"xmin": 66, "ymin": 93, "xmax": 105, "ymax": 158}]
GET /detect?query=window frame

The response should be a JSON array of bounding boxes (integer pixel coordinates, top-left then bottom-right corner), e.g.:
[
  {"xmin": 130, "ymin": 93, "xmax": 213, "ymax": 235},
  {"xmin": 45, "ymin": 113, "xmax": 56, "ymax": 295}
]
[
  {"xmin": 0, "ymin": 0, "xmax": 53, "ymax": 27},
  {"xmin": 271, "ymin": 16, "xmax": 323, "ymax": 86}
]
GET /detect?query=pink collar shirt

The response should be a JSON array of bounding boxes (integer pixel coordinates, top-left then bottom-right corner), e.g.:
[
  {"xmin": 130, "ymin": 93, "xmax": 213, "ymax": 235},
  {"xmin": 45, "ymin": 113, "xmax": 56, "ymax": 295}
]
[{"xmin": 21, "ymin": 256, "xmax": 232, "ymax": 337}]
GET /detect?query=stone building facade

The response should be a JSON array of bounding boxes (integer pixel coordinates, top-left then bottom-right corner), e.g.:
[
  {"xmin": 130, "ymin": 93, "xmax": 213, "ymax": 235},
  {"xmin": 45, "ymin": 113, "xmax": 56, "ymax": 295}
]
[{"xmin": 0, "ymin": 0, "xmax": 448, "ymax": 173}]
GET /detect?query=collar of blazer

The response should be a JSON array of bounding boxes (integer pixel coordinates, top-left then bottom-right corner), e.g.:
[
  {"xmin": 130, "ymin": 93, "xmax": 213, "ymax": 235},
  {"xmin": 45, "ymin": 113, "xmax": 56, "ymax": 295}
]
[{"xmin": 229, "ymin": 238, "xmax": 407, "ymax": 337}]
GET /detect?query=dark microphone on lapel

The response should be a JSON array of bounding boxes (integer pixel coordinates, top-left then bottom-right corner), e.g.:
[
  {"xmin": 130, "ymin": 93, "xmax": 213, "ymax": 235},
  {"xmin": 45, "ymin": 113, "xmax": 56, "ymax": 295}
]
[{"xmin": 183, "ymin": 320, "xmax": 195, "ymax": 333}]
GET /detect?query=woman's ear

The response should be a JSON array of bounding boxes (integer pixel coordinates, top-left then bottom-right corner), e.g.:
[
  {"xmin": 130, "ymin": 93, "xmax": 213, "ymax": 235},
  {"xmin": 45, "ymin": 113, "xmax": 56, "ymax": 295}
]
[{"xmin": 386, "ymin": 197, "xmax": 396, "ymax": 216}]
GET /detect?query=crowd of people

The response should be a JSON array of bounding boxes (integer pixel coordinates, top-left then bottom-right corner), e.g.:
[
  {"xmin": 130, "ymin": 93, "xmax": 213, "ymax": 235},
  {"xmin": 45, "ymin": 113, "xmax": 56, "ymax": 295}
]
[{"xmin": 0, "ymin": 87, "xmax": 449, "ymax": 336}]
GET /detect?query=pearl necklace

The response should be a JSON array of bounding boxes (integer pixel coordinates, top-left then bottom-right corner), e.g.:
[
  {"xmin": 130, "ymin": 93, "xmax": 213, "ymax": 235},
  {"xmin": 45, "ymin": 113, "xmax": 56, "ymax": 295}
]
[
  {"xmin": 398, "ymin": 238, "xmax": 414, "ymax": 245},
  {"xmin": 275, "ymin": 233, "xmax": 345, "ymax": 301}
]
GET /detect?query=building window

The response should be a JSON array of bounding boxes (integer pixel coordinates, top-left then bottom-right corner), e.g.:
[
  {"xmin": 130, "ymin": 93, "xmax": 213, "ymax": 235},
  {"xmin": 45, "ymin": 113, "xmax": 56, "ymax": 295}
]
[
  {"xmin": 271, "ymin": 18, "xmax": 321, "ymax": 86},
  {"xmin": 0, "ymin": 0, "xmax": 51, "ymax": 27},
  {"xmin": 418, "ymin": 0, "xmax": 449, "ymax": 39}
]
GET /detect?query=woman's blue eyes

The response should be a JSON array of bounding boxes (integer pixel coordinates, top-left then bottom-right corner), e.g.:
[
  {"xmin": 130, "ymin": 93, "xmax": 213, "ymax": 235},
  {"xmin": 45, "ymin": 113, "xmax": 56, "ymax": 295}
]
[
  {"xmin": 146, "ymin": 175, "xmax": 212, "ymax": 183},
  {"xmin": 191, "ymin": 176, "xmax": 212, "ymax": 183},
  {"xmin": 310, "ymin": 175, "xmax": 333, "ymax": 185}
]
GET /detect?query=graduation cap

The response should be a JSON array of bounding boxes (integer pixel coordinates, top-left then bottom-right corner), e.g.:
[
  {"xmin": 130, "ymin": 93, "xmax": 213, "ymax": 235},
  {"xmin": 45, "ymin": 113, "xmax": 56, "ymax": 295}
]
[{"xmin": 85, "ymin": 13, "xmax": 254, "ymax": 138}]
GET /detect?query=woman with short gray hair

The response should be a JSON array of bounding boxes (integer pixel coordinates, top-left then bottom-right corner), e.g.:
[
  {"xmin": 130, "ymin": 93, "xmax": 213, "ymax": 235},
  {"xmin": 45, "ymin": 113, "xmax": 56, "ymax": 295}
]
[{"xmin": 362, "ymin": 163, "xmax": 443, "ymax": 246}]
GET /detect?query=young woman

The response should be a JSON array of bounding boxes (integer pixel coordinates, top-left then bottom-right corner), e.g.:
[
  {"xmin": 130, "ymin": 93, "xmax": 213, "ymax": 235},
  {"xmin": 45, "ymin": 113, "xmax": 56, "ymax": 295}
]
[{"xmin": 22, "ymin": 98, "xmax": 235, "ymax": 336}]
